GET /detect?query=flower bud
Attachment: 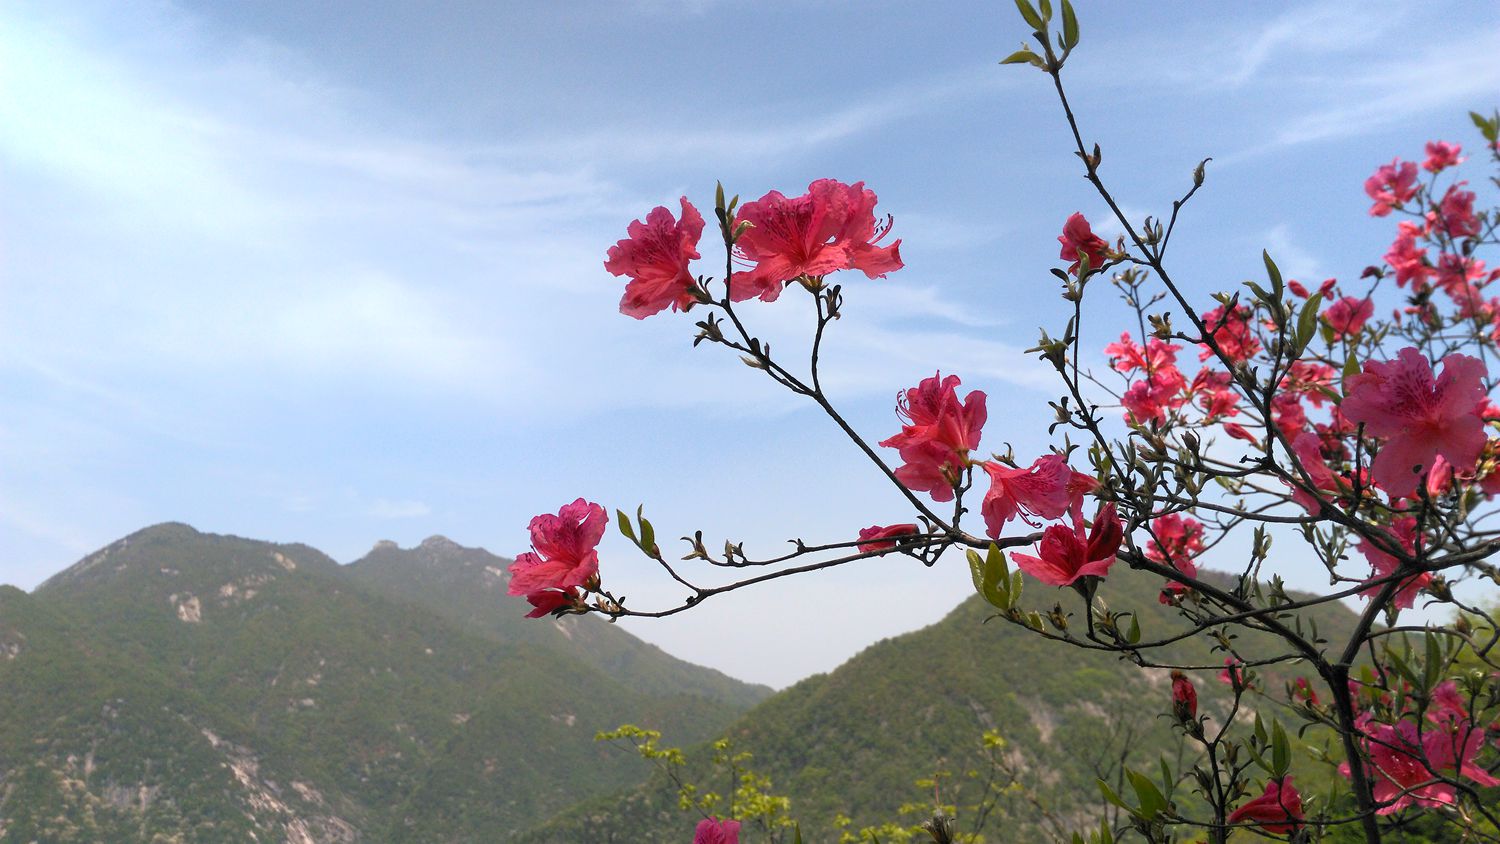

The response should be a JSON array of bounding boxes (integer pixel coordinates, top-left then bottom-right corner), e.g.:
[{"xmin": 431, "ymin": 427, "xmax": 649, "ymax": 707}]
[{"xmin": 1171, "ymin": 670, "xmax": 1198, "ymax": 724}]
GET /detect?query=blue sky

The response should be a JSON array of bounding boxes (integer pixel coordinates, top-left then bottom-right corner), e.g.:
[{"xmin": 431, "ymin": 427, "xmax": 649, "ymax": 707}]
[{"xmin": 3, "ymin": 0, "xmax": 1499, "ymax": 687}]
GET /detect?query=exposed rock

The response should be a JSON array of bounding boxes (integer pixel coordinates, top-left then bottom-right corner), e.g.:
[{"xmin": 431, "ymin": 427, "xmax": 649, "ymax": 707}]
[{"xmin": 170, "ymin": 593, "xmax": 202, "ymax": 623}]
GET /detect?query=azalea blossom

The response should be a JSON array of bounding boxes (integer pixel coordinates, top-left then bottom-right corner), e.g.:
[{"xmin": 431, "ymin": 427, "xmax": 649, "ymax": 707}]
[
  {"xmin": 880, "ymin": 373, "xmax": 987, "ymax": 502},
  {"xmin": 1324, "ymin": 296, "xmax": 1375, "ymax": 338},
  {"xmin": 1423, "ymin": 140, "xmax": 1465, "ymax": 173},
  {"xmin": 1146, "ymin": 513, "xmax": 1204, "ymax": 601},
  {"xmin": 1057, "ymin": 212, "xmax": 1109, "ymax": 275},
  {"xmin": 1198, "ymin": 304, "xmax": 1262, "ymax": 364},
  {"xmin": 693, "ymin": 817, "xmax": 741, "ymax": 844},
  {"xmin": 1385, "ymin": 221, "xmax": 1433, "ymax": 289},
  {"xmin": 980, "ymin": 454, "xmax": 1097, "ymax": 537},
  {"xmin": 1103, "ymin": 332, "xmax": 1181, "ymax": 376},
  {"xmin": 1341, "ymin": 347, "xmax": 1488, "ymax": 499},
  {"xmin": 857, "ymin": 523, "xmax": 920, "ymax": 554},
  {"xmin": 1219, "ymin": 658, "xmax": 1252, "ymax": 691},
  {"xmin": 1435, "ymin": 184, "xmax": 1480, "ymax": 239},
  {"xmin": 1357, "ymin": 517, "xmax": 1430, "ymax": 610},
  {"xmin": 1291, "ymin": 677, "xmax": 1321, "ymax": 706},
  {"xmin": 1288, "ymin": 431, "xmax": 1340, "ymax": 514},
  {"xmin": 1228, "ymin": 778, "xmax": 1303, "ymax": 835},
  {"xmin": 1170, "ymin": 670, "xmax": 1198, "ymax": 723},
  {"xmin": 509, "ymin": 498, "xmax": 607, "ymax": 599},
  {"xmin": 524, "ymin": 587, "xmax": 582, "ymax": 619},
  {"xmin": 1011, "ymin": 503, "xmax": 1122, "ymax": 587},
  {"xmin": 1364, "ymin": 158, "xmax": 1419, "ymax": 216},
  {"xmin": 605, "ymin": 198, "xmax": 705, "ymax": 319},
  {"xmin": 729, "ymin": 179, "xmax": 902, "ymax": 302}
]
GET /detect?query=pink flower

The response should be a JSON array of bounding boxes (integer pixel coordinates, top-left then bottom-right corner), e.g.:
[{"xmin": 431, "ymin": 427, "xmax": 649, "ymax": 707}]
[
  {"xmin": 1422, "ymin": 141, "xmax": 1465, "ymax": 173},
  {"xmin": 1058, "ymin": 212, "xmax": 1110, "ymax": 275},
  {"xmin": 1357, "ymin": 516, "xmax": 1429, "ymax": 610},
  {"xmin": 1385, "ymin": 221, "xmax": 1432, "ymax": 289},
  {"xmin": 1011, "ymin": 503, "xmax": 1122, "ymax": 587},
  {"xmin": 880, "ymin": 373, "xmax": 987, "ymax": 502},
  {"xmin": 857, "ymin": 523, "xmax": 920, "ymax": 554},
  {"xmin": 1198, "ymin": 304, "xmax": 1262, "ymax": 364},
  {"xmin": 1341, "ymin": 348, "xmax": 1488, "ymax": 499},
  {"xmin": 1292, "ymin": 677, "xmax": 1321, "ymax": 706},
  {"xmin": 1171, "ymin": 670, "xmax": 1198, "ymax": 723},
  {"xmin": 524, "ymin": 587, "xmax": 582, "ymax": 618},
  {"xmin": 1223, "ymin": 422, "xmax": 1258, "ymax": 443},
  {"xmin": 1435, "ymin": 185, "xmax": 1480, "ymax": 239},
  {"xmin": 1346, "ymin": 719, "xmax": 1495, "ymax": 814},
  {"xmin": 1288, "ymin": 431, "xmax": 1340, "ymax": 514},
  {"xmin": 1284, "ymin": 361, "xmax": 1338, "ymax": 408},
  {"xmin": 1227, "ymin": 777, "xmax": 1303, "ymax": 835},
  {"xmin": 1104, "ymin": 332, "xmax": 1181, "ymax": 376},
  {"xmin": 1324, "ymin": 296, "xmax": 1375, "ymax": 338},
  {"xmin": 1271, "ymin": 392, "xmax": 1308, "ymax": 436},
  {"xmin": 1190, "ymin": 369, "xmax": 1239, "ymax": 420},
  {"xmin": 1122, "ymin": 373, "xmax": 1187, "ymax": 426},
  {"xmin": 729, "ymin": 179, "xmax": 902, "ymax": 303},
  {"xmin": 693, "ymin": 817, "xmax": 741, "ymax": 844},
  {"xmin": 980, "ymin": 454, "xmax": 1097, "ymax": 537},
  {"xmin": 1219, "ymin": 658, "xmax": 1253, "ymax": 690},
  {"xmin": 1365, "ymin": 159, "xmax": 1419, "ymax": 216},
  {"xmin": 605, "ymin": 198, "xmax": 706, "ymax": 319},
  {"xmin": 509, "ymin": 498, "xmax": 607, "ymax": 600},
  {"xmin": 1145, "ymin": 513, "xmax": 1204, "ymax": 600}
]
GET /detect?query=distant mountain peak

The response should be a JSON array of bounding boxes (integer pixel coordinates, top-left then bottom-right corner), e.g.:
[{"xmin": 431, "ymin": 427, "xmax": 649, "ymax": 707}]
[{"xmin": 420, "ymin": 535, "xmax": 460, "ymax": 550}]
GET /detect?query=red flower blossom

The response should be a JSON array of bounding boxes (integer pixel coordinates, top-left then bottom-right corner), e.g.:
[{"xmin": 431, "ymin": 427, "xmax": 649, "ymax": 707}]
[
  {"xmin": 1198, "ymin": 304, "xmax": 1262, "ymax": 364},
  {"xmin": 1219, "ymin": 658, "xmax": 1253, "ymax": 690},
  {"xmin": 524, "ymin": 587, "xmax": 582, "ymax": 619},
  {"xmin": 694, "ymin": 817, "xmax": 741, "ymax": 844},
  {"xmin": 980, "ymin": 454, "xmax": 1097, "ymax": 537},
  {"xmin": 857, "ymin": 523, "xmax": 920, "ymax": 554},
  {"xmin": 1357, "ymin": 516, "xmax": 1430, "ymax": 610},
  {"xmin": 509, "ymin": 498, "xmax": 607, "ymax": 600},
  {"xmin": 1288, "ymin": 431, "xmax": 1340, "ymax": 514},
  {"xmin": 1146, "ymin": 513, "xmax": 1204, "ymax": 601},
  {"xmin": 1344, "ymin": 718, "xmax": 1496, "ymax": 814},
  {"xmin": 1435, "ymin": 184, "xmax": 1480, "ymax": 239},
  {"xmin": 1341, "ymin": 348, "xmax": 1488, "ymax": 499},
  {"xmin": 1058, "ymin": 212, "xmax": 1109, "ymax": 275},
  {"xmin": 605, "ymin": 198, "xmax": 705, "ymax": 319},
  {"xmin": 1170, "ymin": 670, "xmax": 1198, "ymax": 723},
  {"xmin": 1384, "ymin": 221, "xmax": 1432, "ymax": 289},
  {"xmin": 1364, "ymin": 158, "xmax": 1419, "ymax": 216},
  {"xmin": 1227, "ymin": 777, "xmax": 1303, "ymax": 835},
  {"xmin": 1423, "ymin": 141, "xmax": 1465, "ymax": 173},
  {"xmin": 729, "ymin": 179, "xmax": 902, "ymax": 303},
  {"xmin": 1324, "ymin": 296, "xmax": 1375, "ymax": 338},
  {"xmin": 1011, "ymin": 503, "xmax": 1122, "ymax": 587},
  {"xmin": 880, "ymin": 373, "xmax": 986, "ymax": 502},
  {"xmin": 1292, "ymin": 677, "xmax": 1321, "ymax": 706}
]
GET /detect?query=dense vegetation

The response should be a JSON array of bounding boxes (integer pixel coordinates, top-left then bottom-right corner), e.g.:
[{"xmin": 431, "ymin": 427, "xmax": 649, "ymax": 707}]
[{"xmin": 0, "ymin": 523, "xmax": 763, "ymax": 842}]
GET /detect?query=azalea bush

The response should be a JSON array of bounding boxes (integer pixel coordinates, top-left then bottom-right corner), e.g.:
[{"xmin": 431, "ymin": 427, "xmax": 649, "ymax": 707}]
[{"xmin": 512, "ymin": 2, "xmax": 1500, "ymax": 842}]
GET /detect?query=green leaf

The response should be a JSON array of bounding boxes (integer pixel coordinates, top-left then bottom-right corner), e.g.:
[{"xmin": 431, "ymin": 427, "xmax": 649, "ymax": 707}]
[
  {"xmin": 1014, "ymin": 0, "xmax": 1045, "ymax": 30},
  {"xmin": 1061, "ymin": 0, "xmax": 1079, "ymax": 48},
  {"xmin": 792, "ymin": 824, "xmax": 803, "ymax": 844},
  {"xmin": 968, "ymin": 547, "xmax": 1012, "ymax": 609},
  {"xmin": 1038, "ymin": 0, "xmax": 1053, "ymax": 21},
  {"xmin": 1423, "ymin": 632, "xmax": 1443, "ymax": 692},
  {"xmin": 639, "ymin": 517, "xmax": 657, "ymax": 555},
  {"xmin": 1342, "ymin": 349, "xmax": 1361, "ymax": 385},
  {"xmin": 1263, "ymin": 250, "xmax": 1284, "ymax": 298},
  {"xmin": 1097, "ymin": 778, "xmax": 1128, "ymax": 811},
  {"xmin": 1000, "ymin": 49, "xmax": 1043, "ymax": 67},
  {"xmin": 616, "ymin": 509, "xmax": 637, "ymax": 543},
  {"xmin": 1125, "ymin": 768, "xmax": 1166, "ymax": 819},
  {"xmin": 1159, "ymin": 757, "xmax": 1174, "ymax": 802},
  {"xmin": 1125, "ymin": 615, "xmax": 1141, "ymax": 644},
  {"xmin": 1295, "ymin": 292, "xmax": 1323, "ymax": 355},
  {"xmin": 1271, "ymin": 720, "xmax": 1291, "ymax": 778}
]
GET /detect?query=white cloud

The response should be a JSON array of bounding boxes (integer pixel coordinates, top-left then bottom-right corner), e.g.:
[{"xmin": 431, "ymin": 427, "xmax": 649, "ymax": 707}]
[{"xmin": 368, "ymin": 498, "xmax": 432, "ymax": 519}]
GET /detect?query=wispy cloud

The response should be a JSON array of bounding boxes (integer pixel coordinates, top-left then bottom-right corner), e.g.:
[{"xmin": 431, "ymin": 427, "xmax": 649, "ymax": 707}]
[{"xmin": 368, "ymin": 498, "xmax": 432, "ymax": 519}]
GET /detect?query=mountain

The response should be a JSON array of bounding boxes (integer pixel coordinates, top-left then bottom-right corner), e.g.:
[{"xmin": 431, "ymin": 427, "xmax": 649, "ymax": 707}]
[
  {"xmin": 518, "ymin": 566, "xmax": 1364, "ymax": 842},
  {"xmin": 346, "ymin": 535, "xmax": 769, "ymax": 709},
  {"xmin": 1, "ymin": 523, "xmax": 765, "ymax": 842}
]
